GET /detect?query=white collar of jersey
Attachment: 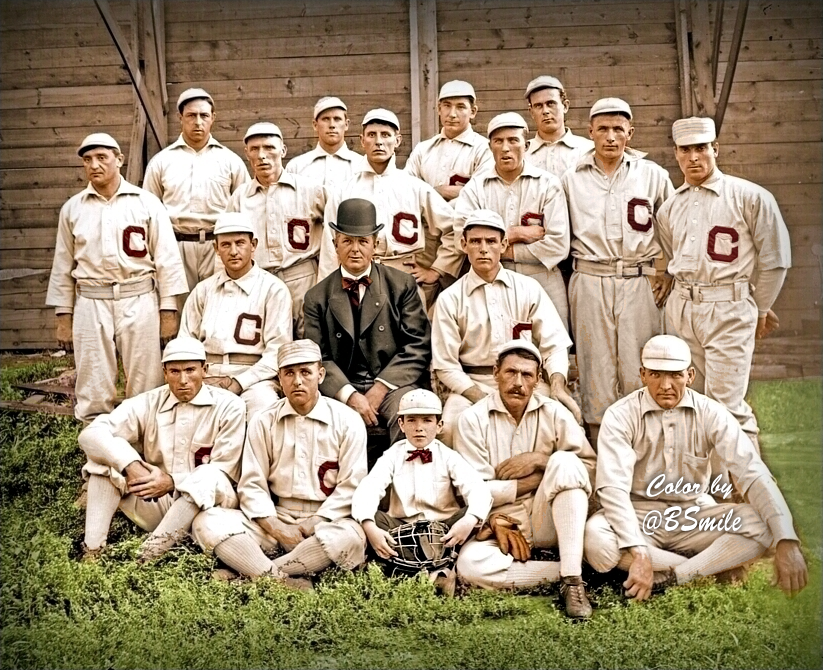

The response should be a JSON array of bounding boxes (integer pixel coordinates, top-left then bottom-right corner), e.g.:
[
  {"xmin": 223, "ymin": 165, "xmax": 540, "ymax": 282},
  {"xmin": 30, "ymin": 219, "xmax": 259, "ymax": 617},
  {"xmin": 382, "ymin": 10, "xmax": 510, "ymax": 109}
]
[
  {"xmin": 577, "ymin": 146, "xmax": 647, "ymax": 172},
  {"xmin": 311, "ymin": 142, "xmax": 357, "ymax": 160},
  {"xmin": 215, "ymin": 263, "xmax": 260, "ymax": 294},
  {"xmin": 395, "ymin": 437, "xmax": 446, "ymax": 457},
  {"xmin": 640, "ymin": 387, "xmax": 697, "ymax": 415},
  {"xmin": 673, "ymin": 167, "xmax": 724, "ymax": 196},
  {"xmin": 527, "ymin": 127, "xmax": 573, "ymax": 152},
  {"xmin": 465, "ymin": 266, "xmax": 514, "ymax": 294},
  {"xmin": 340, "ymin": 264, "xmax": 372, "ymax": 282},
  {"xmin": 357, "ymin": 154, "xmax": 397, "ymax": 176},
  {"xmin": 159, "ymin": 383, "xmax": 215, "ymax": 412},
  {"xmin": 82, "ymin": 176, "xmax": 141, "ymax": 200},
  {"xmin": 488, "ymin": 389, "xmax": 548, "ymax": 415},
  {"xmin": 276, "ymin": 394, "xmax": 333, "ymax": 425},
  {"xmin": 436, "ymin": 127, "xmax": 477, "ymax": 145},
  {"xmin": 247, "ymin": 172, "xmax": 297, "ymax": 195},
  {"xmin": 168, "ymin": 134, "xmax": 223, "ymax": 152},
  {"xmin": 487, "ymin": 159, "xmax": 543, "ymax": 182}
]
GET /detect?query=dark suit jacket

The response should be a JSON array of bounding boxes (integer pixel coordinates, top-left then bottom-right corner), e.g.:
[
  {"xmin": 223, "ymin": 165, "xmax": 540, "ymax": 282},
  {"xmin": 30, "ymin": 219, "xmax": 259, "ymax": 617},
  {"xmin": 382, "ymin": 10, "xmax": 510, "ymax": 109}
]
[{"xmin": 303, "ymin": 263, "xmax": 431, "ymax": 398}]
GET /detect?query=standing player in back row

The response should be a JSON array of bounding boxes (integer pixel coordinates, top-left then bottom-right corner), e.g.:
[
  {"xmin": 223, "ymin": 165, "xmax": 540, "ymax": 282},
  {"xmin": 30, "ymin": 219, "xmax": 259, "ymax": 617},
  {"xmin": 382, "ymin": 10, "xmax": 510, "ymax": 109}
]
[
  {"xmin": 317, "ymin": 109, "xmax": 463, "ymax": 309},
  {"xmin": 657, "ymin": 117, "xmax": 791, "ymax": 451},
  {"xmin": 285, "ymin": 96, "xmax": 360, "ymax": 189},
  {"xmin": 562, "ymin": 98, "xmax": 674, "ymax": 446},
  {"xmin": 523, "ymin": 75, "xmax": 594, "ymax": 178},
  {"xmin": 143, "ymin": 88, "xmax": 249, "ymax": 306}
]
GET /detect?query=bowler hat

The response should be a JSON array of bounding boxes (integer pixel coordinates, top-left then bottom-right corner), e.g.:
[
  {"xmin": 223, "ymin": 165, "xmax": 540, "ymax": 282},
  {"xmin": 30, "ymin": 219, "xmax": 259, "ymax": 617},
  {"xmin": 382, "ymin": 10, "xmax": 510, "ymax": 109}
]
[{"xmin": 328, "ymin": 198, "xmax": 384, "ymax": 237}]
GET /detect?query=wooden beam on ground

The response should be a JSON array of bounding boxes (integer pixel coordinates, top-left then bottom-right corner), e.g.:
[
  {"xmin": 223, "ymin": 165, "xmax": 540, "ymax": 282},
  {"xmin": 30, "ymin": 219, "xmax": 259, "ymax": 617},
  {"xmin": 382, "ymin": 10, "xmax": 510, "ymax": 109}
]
[
  {"xmin": 94, "ymin": 0, "xmax": 166, "ymax": 148},
  {"xmin": 0, "ymin": 400, "xmax": 75, "ymax": 417},
  {"xmin": 690, "ymin": 0, "xmax": 716, "ymax": 117},
  {"xmin": 409, "ymin": 0, "xmax": 438, "ymax": 147},
  {"xmin": 715, "ymin": 0, "xmax": 749, "ymax": 135},
  {"xmin": 674, "ymin": 0, "xmax": 693, "ymax": 117}
]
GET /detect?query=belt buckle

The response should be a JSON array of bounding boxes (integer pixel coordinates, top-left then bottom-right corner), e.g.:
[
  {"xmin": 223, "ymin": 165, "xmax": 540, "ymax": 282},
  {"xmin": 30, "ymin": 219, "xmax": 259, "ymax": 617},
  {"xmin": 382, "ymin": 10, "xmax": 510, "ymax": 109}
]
[
  {"xmin": 199, "ymin": 230, "xmax": 207, "ymax": 244},
  {"xmin": 691, "ymin": 286, "xmax": 702, "ymax": 304}
]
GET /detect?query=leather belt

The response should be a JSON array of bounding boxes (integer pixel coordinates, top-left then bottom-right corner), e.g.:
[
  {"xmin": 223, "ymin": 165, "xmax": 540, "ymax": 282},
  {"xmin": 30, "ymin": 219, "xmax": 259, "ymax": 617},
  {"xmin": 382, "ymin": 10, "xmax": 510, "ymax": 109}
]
[
  {"xmin": 573, "ymin": 258, "xmax": 656, "ymax": 277},
  {"xmin": 674, "ymin": 280, "xmax": 749, "ymax": 304},
  {"xmin": 463, "ymin": 365, "xmax": 494, "ymax": 375},
  {"xmin": 76, "ymin": 275, "xmax": 155, "ymax": 300},
  {"xmin": 175, "ymin": 231, "xmax": 215, "ymax": 243},
  {"xmin": 205, "ymin": 353, "xmax": 262, "ymax": 365}
]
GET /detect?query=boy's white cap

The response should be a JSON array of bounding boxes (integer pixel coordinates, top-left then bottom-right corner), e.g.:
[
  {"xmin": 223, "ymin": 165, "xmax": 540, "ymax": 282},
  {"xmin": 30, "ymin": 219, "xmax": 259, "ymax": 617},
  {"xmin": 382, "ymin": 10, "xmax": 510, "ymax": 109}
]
[
  {"xmin": 439, "ymin": 80, "xmax": 476, "ymax": 101},
  {"xmin": 641, "ymin": 335, "xmax": 692, "ymax": 371},
  {"xmin": 487, "ymin": 112, "xmax": 529, "ymax": 137},
  {"xmin": 362, "ymin": 108, "xmax": 400, "ymax": 130},
  {"xmin": 162, "ymin": 337, "xmax": 206, "ymax": 363},
  {"xmin": 463, "ymin": 209, "xmax": 507, "ymax": 235},
  {"xmin": 214, "ymin": 212, "xmax": 254, "ymax": 237},
  {"xmin": 496, "ymin": 338, "xmax": 542, "ymax": 363},
  {"xmin": 589, "ymin": 97, "xmax": 632, "ymax": 120},
  {"xmin": 398, "ymin": 389, "xmax": 443, "ymax": 416},
  {"xmin": 244, "ymin": 122, "xmax": 283, "ymax": 143},
  {"xmin": 672, "ymin": 117, "xmax": 717, "ymax": 146},
  {"xmin": 524, "ymin": 75, "xmax": 564, "ymax": 99},
  {"xmin": 176, "ymin": 87, "xmax": 214, "ymax": 112},
  {"xmin": 77, "ymin": 133, "xmax": 120, "ymax": 156},
  {"xmin": 314, "ymin": 96, "xmax": 347, "ymax": 119},
  {"xmin": 278, "ymin": 340, "xmax": 323, "ymax": 369}
]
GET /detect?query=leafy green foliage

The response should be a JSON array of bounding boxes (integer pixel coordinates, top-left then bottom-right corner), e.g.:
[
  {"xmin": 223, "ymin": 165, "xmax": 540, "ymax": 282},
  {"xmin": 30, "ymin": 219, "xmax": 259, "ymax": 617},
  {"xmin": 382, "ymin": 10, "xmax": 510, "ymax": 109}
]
[{"xmin": 1, "ymin": 363, "xmax": 821, "ymax": 669}]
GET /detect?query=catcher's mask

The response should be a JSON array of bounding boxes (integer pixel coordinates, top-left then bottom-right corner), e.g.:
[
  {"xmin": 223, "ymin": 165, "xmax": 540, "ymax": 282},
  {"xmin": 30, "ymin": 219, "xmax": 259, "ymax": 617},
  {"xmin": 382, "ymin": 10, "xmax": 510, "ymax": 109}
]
[{"xmin": 385, "ymin": 520, "xmax": 457, "ymax": 575}]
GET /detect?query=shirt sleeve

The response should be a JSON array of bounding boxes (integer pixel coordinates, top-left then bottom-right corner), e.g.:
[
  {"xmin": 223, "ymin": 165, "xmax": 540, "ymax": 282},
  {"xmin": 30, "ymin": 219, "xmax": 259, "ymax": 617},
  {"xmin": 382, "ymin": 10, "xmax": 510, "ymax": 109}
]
[
  {"xmin": 655, "ymin": 199, "xmax": 674, "ymax": 268},
  {"xmin": 431, "ymin": 289, "xmax": 475, "ymax": 395},
  {"xmin": 351, "ymin": 447, "xmax": 397, "ymax": 523},
  {"xmin": 749, "ymin": 185, "xmax": 792, "ymax": 272},
  {"xmin": 146, "ymin": 196, "xmax": 189, "ymax": 303},
  {"xmin": 178, "ymin": 284, "xmax": 205, "ymax": 339},
  {"xmin": 237, "ymin": 414, "xmax": 278, "ymax": 520},
  {"xmin": 180, "ymin": 394, "xmax": 246, "ymax": 488},
  {"xmin": 45, "ymin": 201, "xmax": 78, "ymax": 312},
  {"xmin": 512, "ymin": 175, "xmax": 570, "ymax": 271},
  {"xmin": 229, "ymin": 152, "xmax": 251, "ymax": 193},
  {"xmin": 421, "ymin": 183, "xmax": 463, "ymax": 278},
  {"xmin": 530, "ymin": 282, "xmax": 571, "ymax": 379},
  {"xmin": 141, "ymin": 157, "xmax": 163, "ymax": 200},
  {"xmin": 318, "ymin": 187, "xmax": 342, "ymax": 280},
  {"xmin": 78, "ymin": 397, "xmax": 148, "ymax": 474},
  {"xmin": 446, "ymin": 449, "xmax": 493, "ymax": 523},
  {"xmin": 454, "ymin": 408, "xmax": 518, "ymax": 507}
]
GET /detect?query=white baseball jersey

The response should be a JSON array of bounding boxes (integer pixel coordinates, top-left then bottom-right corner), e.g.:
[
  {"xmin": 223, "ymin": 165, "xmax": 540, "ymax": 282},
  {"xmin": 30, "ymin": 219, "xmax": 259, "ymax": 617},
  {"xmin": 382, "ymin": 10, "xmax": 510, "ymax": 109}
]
[
  {"xmin": 318, "ymin": 156, "xmax": 462, "ymax": 279},
  {"xmin": 432, "ymin": 266, "xmax": 571, "ymax": 394},
  {"xmin": 46, "ymin": 179, "xmax": 188, "ymax": 313},
  {"xmin": 525, "ymin": 128, "xmax": 594, "ymax": 177},
  {"xmin": 404, "ymin": 127, "xmax": 493, "ymax": 193},
  {"xmin": 596, "ymin": 387, "xmax": 800, "ymax": 549},
  {"xmin": 285, "ymin": 142, "xmax": 360, "ymax": 188},
  {"xmin": 237, "ymin": 395, "xmax": 367, "ymax": 522},
  {"xmin": 657, "ymin": 168, "xmax": 792, "ymax": 286},
  {"xmin": 178, "ymin": 264, "xmax": 292, "ymax": 391},
  {"xmin": 562, "ymin": 148, "xmax": 674, "ymax": 262},
  {"xmin": 453, "ymin": 161, "xmax": 570, "ymax": 272},
  {"xmin": 142, "ymin": 135, "xmax": 249, "ymax": 234},
  {"xmin": 351, "ymin": 438, "xmax": 492, "ymax": 524},
  {"xmin": 455, "ymin": 391, "xmax": 595, "ymax": 513},
  {"xmin": 80, "ymin": 383, "xmax": 247, "ymax": 505},
  {"xmin": 227, "ymin": 173, "xmax": 327, "ymax": 272}
]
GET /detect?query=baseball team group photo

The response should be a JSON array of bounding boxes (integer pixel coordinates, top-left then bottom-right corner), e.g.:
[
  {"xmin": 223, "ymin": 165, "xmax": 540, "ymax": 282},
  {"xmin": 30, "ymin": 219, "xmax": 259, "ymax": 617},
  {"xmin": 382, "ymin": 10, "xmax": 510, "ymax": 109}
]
[{"xmin": 1, "ymin": 1, "xmax": 820, "ymax": 668}]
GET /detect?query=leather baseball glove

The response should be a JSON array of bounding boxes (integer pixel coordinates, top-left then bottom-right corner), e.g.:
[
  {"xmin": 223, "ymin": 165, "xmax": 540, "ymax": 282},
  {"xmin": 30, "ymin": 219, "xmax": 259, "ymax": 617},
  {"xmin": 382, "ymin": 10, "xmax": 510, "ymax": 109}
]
[{"xmin": 476, "ymin": 513, "xmax": 530, "ymax": 562}]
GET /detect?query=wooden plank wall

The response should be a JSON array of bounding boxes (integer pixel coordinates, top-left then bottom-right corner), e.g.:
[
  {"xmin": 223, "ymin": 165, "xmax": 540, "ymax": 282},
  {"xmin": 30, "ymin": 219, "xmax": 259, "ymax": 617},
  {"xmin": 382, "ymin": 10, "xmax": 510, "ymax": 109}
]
[
  {"xmin": 436, "ymin": 0, "xmax": 821, "ymax": 335},
  {"xmin": 0, "ymin": 0, "xmax": 820, "ymax": 349}
]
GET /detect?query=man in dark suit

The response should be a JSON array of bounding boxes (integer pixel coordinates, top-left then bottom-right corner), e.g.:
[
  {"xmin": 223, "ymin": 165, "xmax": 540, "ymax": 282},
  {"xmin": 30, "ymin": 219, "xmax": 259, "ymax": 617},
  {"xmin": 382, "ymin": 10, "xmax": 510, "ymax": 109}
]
[{"xmin": 304, "ymin": 198, "xmax": 431, "ymax": 454}]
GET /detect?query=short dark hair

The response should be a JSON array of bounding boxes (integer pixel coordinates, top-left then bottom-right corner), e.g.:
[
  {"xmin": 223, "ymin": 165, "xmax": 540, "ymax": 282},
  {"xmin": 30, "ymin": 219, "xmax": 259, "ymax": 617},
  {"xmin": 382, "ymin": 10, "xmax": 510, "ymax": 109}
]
[
  {"xmin": 495, "ymin": 348, "xmax": 541, "ymax": 370},
  {"xmin": 527, "ymin": 86, "xmax": 569, "ymax": 107}
]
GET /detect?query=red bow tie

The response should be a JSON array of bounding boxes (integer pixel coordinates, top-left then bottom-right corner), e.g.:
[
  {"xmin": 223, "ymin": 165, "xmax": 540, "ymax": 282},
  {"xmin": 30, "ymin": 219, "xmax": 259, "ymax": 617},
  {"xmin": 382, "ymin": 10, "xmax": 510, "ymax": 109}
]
[
  {"xmin": 342, "ymin": 275, "xmax": 372, "ymax": 307},
  {"xmin": 406, "ymin": 448, "xmax": 433, "ymax": 464}
]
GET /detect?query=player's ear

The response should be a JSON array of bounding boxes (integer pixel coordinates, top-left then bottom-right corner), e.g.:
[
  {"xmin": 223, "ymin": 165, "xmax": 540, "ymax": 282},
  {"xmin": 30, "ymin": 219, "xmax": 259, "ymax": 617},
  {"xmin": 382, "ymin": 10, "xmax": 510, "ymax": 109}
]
[
  {"xmin": 435, "ymin": 419, "xmax": 444, "ymax": 435},
  {"xmin": 686, "ymin": 366, "xmax": 696, "ymax": 386},
  {"xmin": 317, "ymin": 364, "xmax": 326, "ymax": 384},
  {"xmin": 626, "ymin": 124, "xmax": 635, "ymax": 142},
  {"xmin": 250, "ymin": 237, "xmax": 258, "ymax": 252},
  {"xmin": 712, "ymin": 142, "xmax": 720, "ymax": 159},
  {"xmin": 395, "ymin": 132, "xmax": 402, "ymax": 148},
  {"xmin": 639, "ymin": 366, "xmax": 647, "ymax": 384}
]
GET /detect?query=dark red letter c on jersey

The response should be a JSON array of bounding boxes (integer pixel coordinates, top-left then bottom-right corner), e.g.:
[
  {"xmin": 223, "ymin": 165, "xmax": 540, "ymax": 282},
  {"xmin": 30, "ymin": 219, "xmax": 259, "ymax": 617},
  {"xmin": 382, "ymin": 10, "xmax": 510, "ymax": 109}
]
[
  {"xmin": 627, "ymin": 198, "xmax": 653, "ymax": 232},
  {"xmin": 392, "ymin": 212, "xmax": 419, "ymax": 246},
  {"xmin": 707, "ymin": 226, "xmax": 739, "ymax": 262},
  {"xmin": 122, "ymin": 226, "xmax": 148, "ymax": 258}
]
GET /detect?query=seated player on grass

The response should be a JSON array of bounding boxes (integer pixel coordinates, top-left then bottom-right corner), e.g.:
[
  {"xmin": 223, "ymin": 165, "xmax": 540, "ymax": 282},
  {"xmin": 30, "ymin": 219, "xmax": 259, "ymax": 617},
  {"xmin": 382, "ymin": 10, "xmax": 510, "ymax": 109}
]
[
  {"xmin": 351, "ymin": 389, "xmax": 492, "ymax": 595},
  {"xmin": 78, "ymin": 337, "xmax": 246, "ymax": 563},
  {"xmin": 584, "ymin": 334, "xmax": 808, "ymax": 600}
]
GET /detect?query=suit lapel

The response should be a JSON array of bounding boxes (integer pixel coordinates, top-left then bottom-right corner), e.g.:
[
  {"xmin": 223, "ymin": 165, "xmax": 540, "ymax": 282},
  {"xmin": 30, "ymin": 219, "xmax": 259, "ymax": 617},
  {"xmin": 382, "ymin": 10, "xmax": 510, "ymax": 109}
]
[
  {"xmin": 329, "ymin": 271, "xmax": 355, "ymax": 337},
  {"xmin": 359, "ymin": 265, "xmax": 387, "ymax": 335}
]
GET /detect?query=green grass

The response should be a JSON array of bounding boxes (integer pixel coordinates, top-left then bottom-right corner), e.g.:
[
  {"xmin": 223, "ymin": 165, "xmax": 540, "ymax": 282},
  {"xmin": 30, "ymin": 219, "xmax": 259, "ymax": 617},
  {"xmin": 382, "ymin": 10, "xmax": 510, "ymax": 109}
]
[{"xmin": 1, "ymin": 363, "xmax": 821, "ymax": 670}]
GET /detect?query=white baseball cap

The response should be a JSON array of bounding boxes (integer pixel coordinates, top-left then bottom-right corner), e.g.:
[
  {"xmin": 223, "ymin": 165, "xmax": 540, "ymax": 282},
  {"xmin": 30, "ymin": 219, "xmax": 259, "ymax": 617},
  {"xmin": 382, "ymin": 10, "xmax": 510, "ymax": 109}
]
[
  {"xmin": 438, "ymin": 80, "xmax": 476, "ymax": 101},
  {"xmin": 496, "ymin": 339, "xmax": 542, "ymax": 364},
  {"xmin": 487, "ymin": 112, "xmax": 529, "ymax": 137},
  {"xmin": 314, "ymin": 96, "xmax": 347, "ymax": 119},
  {"xmin": 524, "ymin": 75, "xmax": 564, "ymax": 99},
  {"xmin": 244, "ymin": 122, "xmax": 283, "ymax": 143},
  {"xmin": 589, "ymin": 97, "xmax": 632, "ymax": 120},
  {"xmin": 362, "ymin": 108, "xmax": 400, "ymax": 131},
  {"xmin": 672, "ymin": 117, "xmax": 717, "ymax": 146},
  {"xmin": 77, "ymin": 133, "xmax": 121, "ymax": 156},
  {"xmin": 641, "ymin": 335, "xmax": 692, "ymax": 371},
  {"xmin": 397, "ymin": 389, "xmax": 443, "ymax": 416},
  {"xmin": 214, "ymin": 212, "xmax": 254, "ymax": 237},
  {"xmin": 162, "ymin": 337, "xmax": 206, "ymax": 363},
  {"xmin": 176, "ymin": 88, "xmax": 214, "ymax": 112},
  {"xmin": 463, "ymin": 209, "xmax": 507, "ymax": 235},
  {"xmin": 278, "ymin": 340, "xmax": 323, "ymax": 369}
]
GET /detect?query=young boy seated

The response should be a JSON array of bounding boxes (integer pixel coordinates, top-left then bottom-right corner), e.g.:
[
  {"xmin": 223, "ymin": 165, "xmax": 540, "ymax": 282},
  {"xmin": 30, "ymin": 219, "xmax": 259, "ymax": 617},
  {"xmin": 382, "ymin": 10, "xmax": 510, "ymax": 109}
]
[{"xmin": 351, "ymin": 389, "xmax": 493, "ymax": 594}]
